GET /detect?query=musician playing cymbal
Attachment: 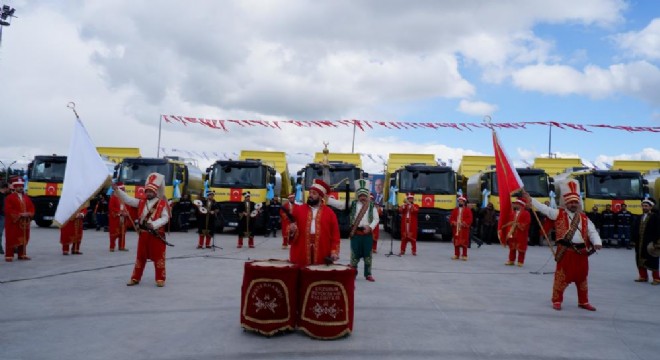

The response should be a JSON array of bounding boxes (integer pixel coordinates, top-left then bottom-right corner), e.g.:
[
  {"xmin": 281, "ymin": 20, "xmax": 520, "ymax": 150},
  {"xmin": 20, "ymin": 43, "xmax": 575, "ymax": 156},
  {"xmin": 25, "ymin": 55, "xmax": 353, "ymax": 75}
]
[
  {"xmin": 195, "ymin": 191, "xmax": 220, "ymax": 249},
  {"xmin": 237, "ymin": 191, "xmax": 257, "ymax": 248}
]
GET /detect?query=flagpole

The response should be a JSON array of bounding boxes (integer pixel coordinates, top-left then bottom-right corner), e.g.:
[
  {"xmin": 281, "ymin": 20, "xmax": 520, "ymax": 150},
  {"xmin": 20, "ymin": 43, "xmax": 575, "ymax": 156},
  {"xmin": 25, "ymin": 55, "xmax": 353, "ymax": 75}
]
[
  {"xmin": 548, "ymin": 123, "xmax": 552, "ymax": 158},
  {"xmin": 157, "ymin": 115, "xmax": 162, "ymax": 158},
  {"xmin": 351, "ymin": 121, "xmax": 356, "ymax": 153}
]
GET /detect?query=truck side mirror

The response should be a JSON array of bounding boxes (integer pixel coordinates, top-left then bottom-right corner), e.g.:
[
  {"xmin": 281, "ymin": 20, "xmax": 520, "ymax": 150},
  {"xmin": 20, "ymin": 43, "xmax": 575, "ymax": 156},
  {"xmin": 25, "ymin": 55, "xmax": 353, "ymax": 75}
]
[
  {"xmin": 480, "ymin": 180, "xmax": 487, "ymax": 191},
  {"xmin": 549, "ymin": 184, "xmax": 555, "ymax": 192}
]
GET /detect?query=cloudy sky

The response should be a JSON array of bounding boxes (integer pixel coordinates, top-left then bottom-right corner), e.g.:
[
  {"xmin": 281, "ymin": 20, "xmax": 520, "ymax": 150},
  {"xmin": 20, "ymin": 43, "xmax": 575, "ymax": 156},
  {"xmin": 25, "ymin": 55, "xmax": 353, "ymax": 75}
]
[{"xmin": 1, "ymin": 0, "xmax": 659, "ymax": 175}]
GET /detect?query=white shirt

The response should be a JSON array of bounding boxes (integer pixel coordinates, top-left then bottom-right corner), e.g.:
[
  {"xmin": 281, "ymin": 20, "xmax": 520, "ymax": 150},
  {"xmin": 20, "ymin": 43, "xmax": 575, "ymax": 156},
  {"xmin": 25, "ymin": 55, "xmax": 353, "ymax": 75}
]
[
  {"xmin": 116, "ymin": 189, "xmax": 170, "ymax": 230},
  {"xmin": 531, "ymin": 198, "xmax": 601, "ymax": 246}
]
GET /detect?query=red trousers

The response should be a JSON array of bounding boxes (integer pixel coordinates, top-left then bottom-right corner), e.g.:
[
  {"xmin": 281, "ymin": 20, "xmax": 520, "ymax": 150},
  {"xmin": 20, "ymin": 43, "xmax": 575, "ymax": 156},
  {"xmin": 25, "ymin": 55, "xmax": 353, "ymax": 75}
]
[
  {"xmin": 454, "ymin": 246, "xmax": 467, "ymax": 257},
  {"xmin": 131, "ymin": 233, "xmax": 167, "ymax": 283},
  {"xmin": 198, "ymin": 235, "xmax": 212, "ymax": 248},
  {"xmin": 400, "ymin": 237, "xmax": 417, "ymax": 254},
  {"xmin": 62, "ymin": 242, "xmax": 81, "ymax": 254},
  {"xmin": 552, "ymin": 249, "xmax": 589, "ymax": 304},
  {"xmin": 508, "ymin": 248, "xmax": 526, "ymax": 264},
  {"xmin": 110, "ymin": 231, "xmax": 127, "ymax": 250}
]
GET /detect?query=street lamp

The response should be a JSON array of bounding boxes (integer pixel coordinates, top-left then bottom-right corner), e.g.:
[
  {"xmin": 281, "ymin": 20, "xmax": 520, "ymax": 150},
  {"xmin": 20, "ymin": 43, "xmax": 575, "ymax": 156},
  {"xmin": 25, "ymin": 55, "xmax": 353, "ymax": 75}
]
[
  {"xmin": 0, "ymin": 160, "xmax": 17, "ymax": 181},
  {"xmin": 0, "ymin": 4, "xmax": 17, "ymax": 45}
]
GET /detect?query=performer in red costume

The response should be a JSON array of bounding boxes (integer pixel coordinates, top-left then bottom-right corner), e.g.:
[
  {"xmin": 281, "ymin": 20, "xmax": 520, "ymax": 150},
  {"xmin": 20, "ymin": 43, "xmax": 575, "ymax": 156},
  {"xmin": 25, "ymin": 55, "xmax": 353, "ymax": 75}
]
[
  {"xmin": 450, "ymin": 196, "xmax": 473, "ymax": 260},
  {"xmin": 60, "ymin": 208, "xmax": 87, "ymax": 255},
  {"xmin": 108, "ymin": 184, "xmax": 130, "ymax": 252},
  {"xmin": 523, "ymin": 180, "xmax": 602, "ymax": 311},
  {"xmin": 280, "ymin": 193, "xmax": 297, "ymax": 249},
  {"xmin": 502, "ymin": 198, "xmax": 531, "ymax": 267},
  {"xmin": 399, "ymin": 193, "xmax": 419, "ymax": 256},
  {"xmin": 113, "ymin": 173, "xmax": 171, "ymax": 287},
  {"xmin": 287, "ymin": 179, "xmax": 340, "ymax": 266},
  {"xmin": 4, "ymin": 178, "xmax": 35, "ymax": 262}
]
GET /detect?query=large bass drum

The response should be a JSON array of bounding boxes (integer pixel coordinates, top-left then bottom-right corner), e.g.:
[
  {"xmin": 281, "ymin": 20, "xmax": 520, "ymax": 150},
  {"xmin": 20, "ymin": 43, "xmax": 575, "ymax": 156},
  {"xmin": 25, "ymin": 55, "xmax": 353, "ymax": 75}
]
[
  {"xmin": 298, "ymin": 264, "xmax": 356, "ymax": 340},
  {"xmin": 240, "ymin": 259, "xmax": 299, "ymax": 336}
]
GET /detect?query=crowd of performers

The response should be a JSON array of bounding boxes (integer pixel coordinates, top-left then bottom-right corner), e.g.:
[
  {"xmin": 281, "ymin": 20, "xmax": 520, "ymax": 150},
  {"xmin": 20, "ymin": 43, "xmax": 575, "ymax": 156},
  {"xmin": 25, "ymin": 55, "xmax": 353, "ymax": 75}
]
[{"xmin": 1, "ymin": 175, "xmax": 658, "ymax": 310}]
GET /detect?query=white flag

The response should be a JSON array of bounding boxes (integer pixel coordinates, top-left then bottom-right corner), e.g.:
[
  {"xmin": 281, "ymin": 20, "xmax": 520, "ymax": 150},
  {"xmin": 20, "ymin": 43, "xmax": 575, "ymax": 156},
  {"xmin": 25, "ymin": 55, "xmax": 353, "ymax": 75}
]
[{"xmin": 54, "ymin": 118, "xmax": 111, "ymax": 227}]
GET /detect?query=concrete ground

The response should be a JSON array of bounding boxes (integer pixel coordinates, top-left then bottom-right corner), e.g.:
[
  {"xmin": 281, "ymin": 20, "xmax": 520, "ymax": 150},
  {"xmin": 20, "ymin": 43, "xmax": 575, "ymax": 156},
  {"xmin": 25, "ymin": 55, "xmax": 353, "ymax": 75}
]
[{"xmin": 1, "ymin": 226, "xmax": 659, "ymax": 360}]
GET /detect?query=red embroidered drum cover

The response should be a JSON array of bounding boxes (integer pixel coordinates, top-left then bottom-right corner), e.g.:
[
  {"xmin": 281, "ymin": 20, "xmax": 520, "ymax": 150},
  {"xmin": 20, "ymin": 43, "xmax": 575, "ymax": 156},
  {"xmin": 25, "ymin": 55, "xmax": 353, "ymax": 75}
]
[
  {"xmin": 240, "ymin": 260, "xmax": 299, "ymax": 336},
  {"xmin": 298, "ymin": 264, "xmax": 355, "ymax": 340}
]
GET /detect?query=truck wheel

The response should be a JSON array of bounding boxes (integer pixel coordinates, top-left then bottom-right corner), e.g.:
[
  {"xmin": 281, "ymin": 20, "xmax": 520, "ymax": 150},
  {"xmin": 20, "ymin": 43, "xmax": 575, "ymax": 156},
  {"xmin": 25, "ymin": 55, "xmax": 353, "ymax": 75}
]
[{"xmin": 36, "ymin": 219, "xmax": 53, "ymax": 228}]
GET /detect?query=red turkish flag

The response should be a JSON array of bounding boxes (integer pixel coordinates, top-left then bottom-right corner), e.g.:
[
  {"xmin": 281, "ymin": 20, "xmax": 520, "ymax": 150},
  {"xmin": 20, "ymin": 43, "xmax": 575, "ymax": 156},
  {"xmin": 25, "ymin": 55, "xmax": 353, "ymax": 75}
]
[
  {"xmin": 493, "ymin": 131, "xmax": 523, "ymax": 245},
  {"xmin": 46, "ymin": 182, "xmax": 58, "ymax": 196},
  {"xmin": 328, "ymin": 191, "xmax": 339, "ymax": 200},
  {"xmin": 230, "ymin": 188, "xmax": 242, "ymax": 202},
  {"xmin": 612, "ymin": 200, "xmax": 625, "ymax": 213},
  {"xmin": 421, "ymin": 194, "xmax": 435, "ymax": 208},
  {"xmin": 135, "ymin": 186, "xmax": 146, "ymax": 199}
]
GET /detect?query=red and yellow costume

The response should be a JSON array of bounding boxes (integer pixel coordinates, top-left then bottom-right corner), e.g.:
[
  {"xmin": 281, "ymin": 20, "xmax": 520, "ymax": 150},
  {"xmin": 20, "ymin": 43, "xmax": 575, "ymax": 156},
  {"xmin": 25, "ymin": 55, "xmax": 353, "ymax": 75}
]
[
  {"xmin": 503, "ymin": 208, "xmax": 531, "ymax": 266},
  {"xmin": 531, "ymin": 187, "xmax": 602, "ymax": 311},
  {"xmin": 60, "ymin": 209, "xmax": 87, "ymax": 255},
  {"xmin": 289, "ymin": 203, "xmax": 340, "ymax": 267},
  {"xmin": 280, "ymin": 197, "xmax": 296, "ymax": 248},
  {"xmin": 116, "ymin": 173, "xmax": 171, "ymax": 287},
  {"xmin": 399, "ymin": 199, "xmax": 419, "ymax": 255},
  {"xmin": 450, "ymin": 203, "xmax": 473, "ymax": 260},
  {"xmin": 108, "ymin": 193, "xmax": 129, "ymax": 251},
  {"xmin": 4, "ymin": 190, "xmax": 35, "ymax": 261}
]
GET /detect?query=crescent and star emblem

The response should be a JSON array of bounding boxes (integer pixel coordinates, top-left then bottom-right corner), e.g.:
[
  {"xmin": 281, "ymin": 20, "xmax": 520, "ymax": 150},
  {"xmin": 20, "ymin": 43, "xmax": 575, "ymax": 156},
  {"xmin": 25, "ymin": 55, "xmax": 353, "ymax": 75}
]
[
  {"xmin": 47, "ymin": 186, "xmax": 55, "ymax": 193},
  {"xmin": 232, "ymin": 190, "xmax": 239, "ymax": 196}
]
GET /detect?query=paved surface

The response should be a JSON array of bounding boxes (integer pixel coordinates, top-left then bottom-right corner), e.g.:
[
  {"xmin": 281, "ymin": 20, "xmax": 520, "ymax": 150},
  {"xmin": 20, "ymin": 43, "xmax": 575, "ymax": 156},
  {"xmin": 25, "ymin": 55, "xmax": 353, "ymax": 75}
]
[{"xmin": 1, "ymin": 226, "xmax": 659, "ymax": 360}]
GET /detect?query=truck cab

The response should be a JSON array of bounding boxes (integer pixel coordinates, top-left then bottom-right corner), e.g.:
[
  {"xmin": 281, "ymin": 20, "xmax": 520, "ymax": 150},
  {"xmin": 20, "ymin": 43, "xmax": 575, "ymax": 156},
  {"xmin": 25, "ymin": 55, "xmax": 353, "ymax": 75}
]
[{"xmin": 27, "ymin": 155, "xmax": 67, "ymax": 227}]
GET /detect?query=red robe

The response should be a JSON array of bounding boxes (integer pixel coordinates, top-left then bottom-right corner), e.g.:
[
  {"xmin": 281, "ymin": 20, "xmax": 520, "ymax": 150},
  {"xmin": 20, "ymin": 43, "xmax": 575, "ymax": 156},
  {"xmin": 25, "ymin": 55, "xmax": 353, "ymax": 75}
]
[
  {"xmin": 289, "ymin": 204, "xmax": 340, "ymax": 267},
  {"xmin": 450, "ymin": 206, "xmax": 473, "ymax": 247},
  {"xmin": 108, "ymin": 194, "xmax": 129, "ymax": 249},
  {"xmin": 399, "ymin": 203, "xmax": 419, "ymax": 240},
  {"xmin": 503, "ymin": 209, "xmax": 531, "ymax": 252},
  {"xmin": 60, "ymin": 209, "xmax": 87, "ymax": 247},
  {"xmin": 280, "ymin": 201, "xmax": 297, "ymax": 246},
  {"xmin": 4, "ymin": 192, "xmax": 35, "ymax": 258},
  {"xmin": 133, "ymin": 198, "xmax": 169, "ymax": 280}
]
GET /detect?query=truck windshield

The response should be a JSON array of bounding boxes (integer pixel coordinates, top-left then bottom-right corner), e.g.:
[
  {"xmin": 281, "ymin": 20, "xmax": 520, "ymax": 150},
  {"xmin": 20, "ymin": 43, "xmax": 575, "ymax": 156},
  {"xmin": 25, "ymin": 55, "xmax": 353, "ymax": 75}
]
[
  {"xmin": 117, "ymin": 161, "xmax": 173, "ymax": 186},
  {"xmin": 519, "ymin": 173, "xmax": 549, "ymax": 197},
  {"xmin": 30, "ymin": 159, "xmax": 67, "ymax": 182},
  {"xmin": 304, "ymin": 168, "xmax": 360, "ymax": 191},
  {"xmin": 586, "ymin": 173, "xmax": 643, "ymax": 199},
  {"xmin": 399, "ymin": 171, "xmax": 455, "ymax": 195},
  {"xmin": 211, "ymin": 164, "xmax": 266, "ymax": 188}
]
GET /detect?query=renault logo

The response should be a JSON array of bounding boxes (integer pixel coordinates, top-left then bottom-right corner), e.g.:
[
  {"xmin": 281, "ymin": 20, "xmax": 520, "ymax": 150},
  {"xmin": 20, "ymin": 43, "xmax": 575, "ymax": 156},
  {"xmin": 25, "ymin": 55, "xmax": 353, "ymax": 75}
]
[
  {"xmin": 425, "ymin": 214, "xmax": 430, "ymax": 221},
  {"xmin": 48, "ymin": 202, "xmax": 54, "ymax": 208}
]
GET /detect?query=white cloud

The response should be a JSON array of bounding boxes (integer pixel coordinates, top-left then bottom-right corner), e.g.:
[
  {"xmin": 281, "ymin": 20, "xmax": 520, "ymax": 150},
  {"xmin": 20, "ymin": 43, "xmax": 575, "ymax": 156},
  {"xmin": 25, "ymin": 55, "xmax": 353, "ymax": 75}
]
[
  {"xmin": 457, "ymin": 100, "xmax": 498, "ymax": 116},
  {"xmin": 614, "ymin": 18, "xmax": 660, "ymax": 60},
  {"xmin": 511, "ymin": 62, "xmax": 660, "ymax": 105}
]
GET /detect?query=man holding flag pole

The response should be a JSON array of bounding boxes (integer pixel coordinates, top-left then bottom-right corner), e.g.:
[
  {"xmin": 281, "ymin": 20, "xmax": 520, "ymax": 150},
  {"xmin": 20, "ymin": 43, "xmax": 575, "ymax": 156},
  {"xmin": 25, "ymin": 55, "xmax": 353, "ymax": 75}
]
[{"xmin": 491, "ymin": 119, "xmax": 601, "ymax": 311}]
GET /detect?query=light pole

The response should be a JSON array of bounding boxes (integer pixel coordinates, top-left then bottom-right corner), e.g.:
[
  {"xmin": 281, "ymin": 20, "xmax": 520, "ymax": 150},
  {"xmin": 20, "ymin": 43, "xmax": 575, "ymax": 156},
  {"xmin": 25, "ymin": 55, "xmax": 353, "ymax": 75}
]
[
  {"xmin": 0, "ymin": 160, "xmax": 16, "ymax": 181},
  {"xmin": 0, "ymin": 5, "xmax": 17, "ymax": 46}
]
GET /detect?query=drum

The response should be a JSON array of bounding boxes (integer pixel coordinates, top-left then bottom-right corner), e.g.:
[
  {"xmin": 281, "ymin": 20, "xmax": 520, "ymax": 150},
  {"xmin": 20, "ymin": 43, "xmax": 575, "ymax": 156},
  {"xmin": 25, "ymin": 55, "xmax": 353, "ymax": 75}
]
[
  {"xmin": 240, "ymin": 259, "xmax": 299, "ymax": 336},
  {"xmin": 298, "ymin": 264, "xmax": 355, "ymax": 340}
]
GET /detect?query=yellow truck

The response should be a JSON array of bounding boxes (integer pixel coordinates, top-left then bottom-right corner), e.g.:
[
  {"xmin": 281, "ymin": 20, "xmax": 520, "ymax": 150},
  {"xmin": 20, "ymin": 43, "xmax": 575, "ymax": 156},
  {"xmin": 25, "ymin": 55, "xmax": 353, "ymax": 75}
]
[
  {"xmin": 26, "ymin": 155, "xmax": 69, "ymax": 227},
  {"xmin": 96, "ymin": 147, "xmax": 141, "ymax": 165},
  {"xmin": 240, "ymin": 150, "xmax": 291, "ymax": 198},
  {"xmin": 296, "ymin": 149, "xmax": 364, "ymax": 237},
  {"xmin": 383, "ymin": 153, "xmax": 459, "ymax": 239},
  {"xmin": 644, "ymin": 170, "xmax": 660, "ymax": 209},
  {"xmin": 611, "ymin": 160, "xmax": 660, "ymax": 173},
  {"xmin": 553, "ymin": 167, "xmax": 646, "ymax": 215},
  {"xmin": 204, "ymin": 152, "xmax": 285, "ymax": 232},
  {"xmin": 460, "ymin": 155, "xmax": 551, "ymax": 212},
  {"xmin": 114, "ymin": 156, "xmax": 204, "ymax": 200},
  {"xmin": 532, "ymin": 157, "xmax": 582, "ymax": 176}
]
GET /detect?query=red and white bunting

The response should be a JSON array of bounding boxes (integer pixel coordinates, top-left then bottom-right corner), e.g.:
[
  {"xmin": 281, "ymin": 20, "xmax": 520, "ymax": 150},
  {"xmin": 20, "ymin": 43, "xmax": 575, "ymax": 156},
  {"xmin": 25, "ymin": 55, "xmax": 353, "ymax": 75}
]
[{"xmin": 161, "ymin": 115, "xmax": 660, "ymax": 134}]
